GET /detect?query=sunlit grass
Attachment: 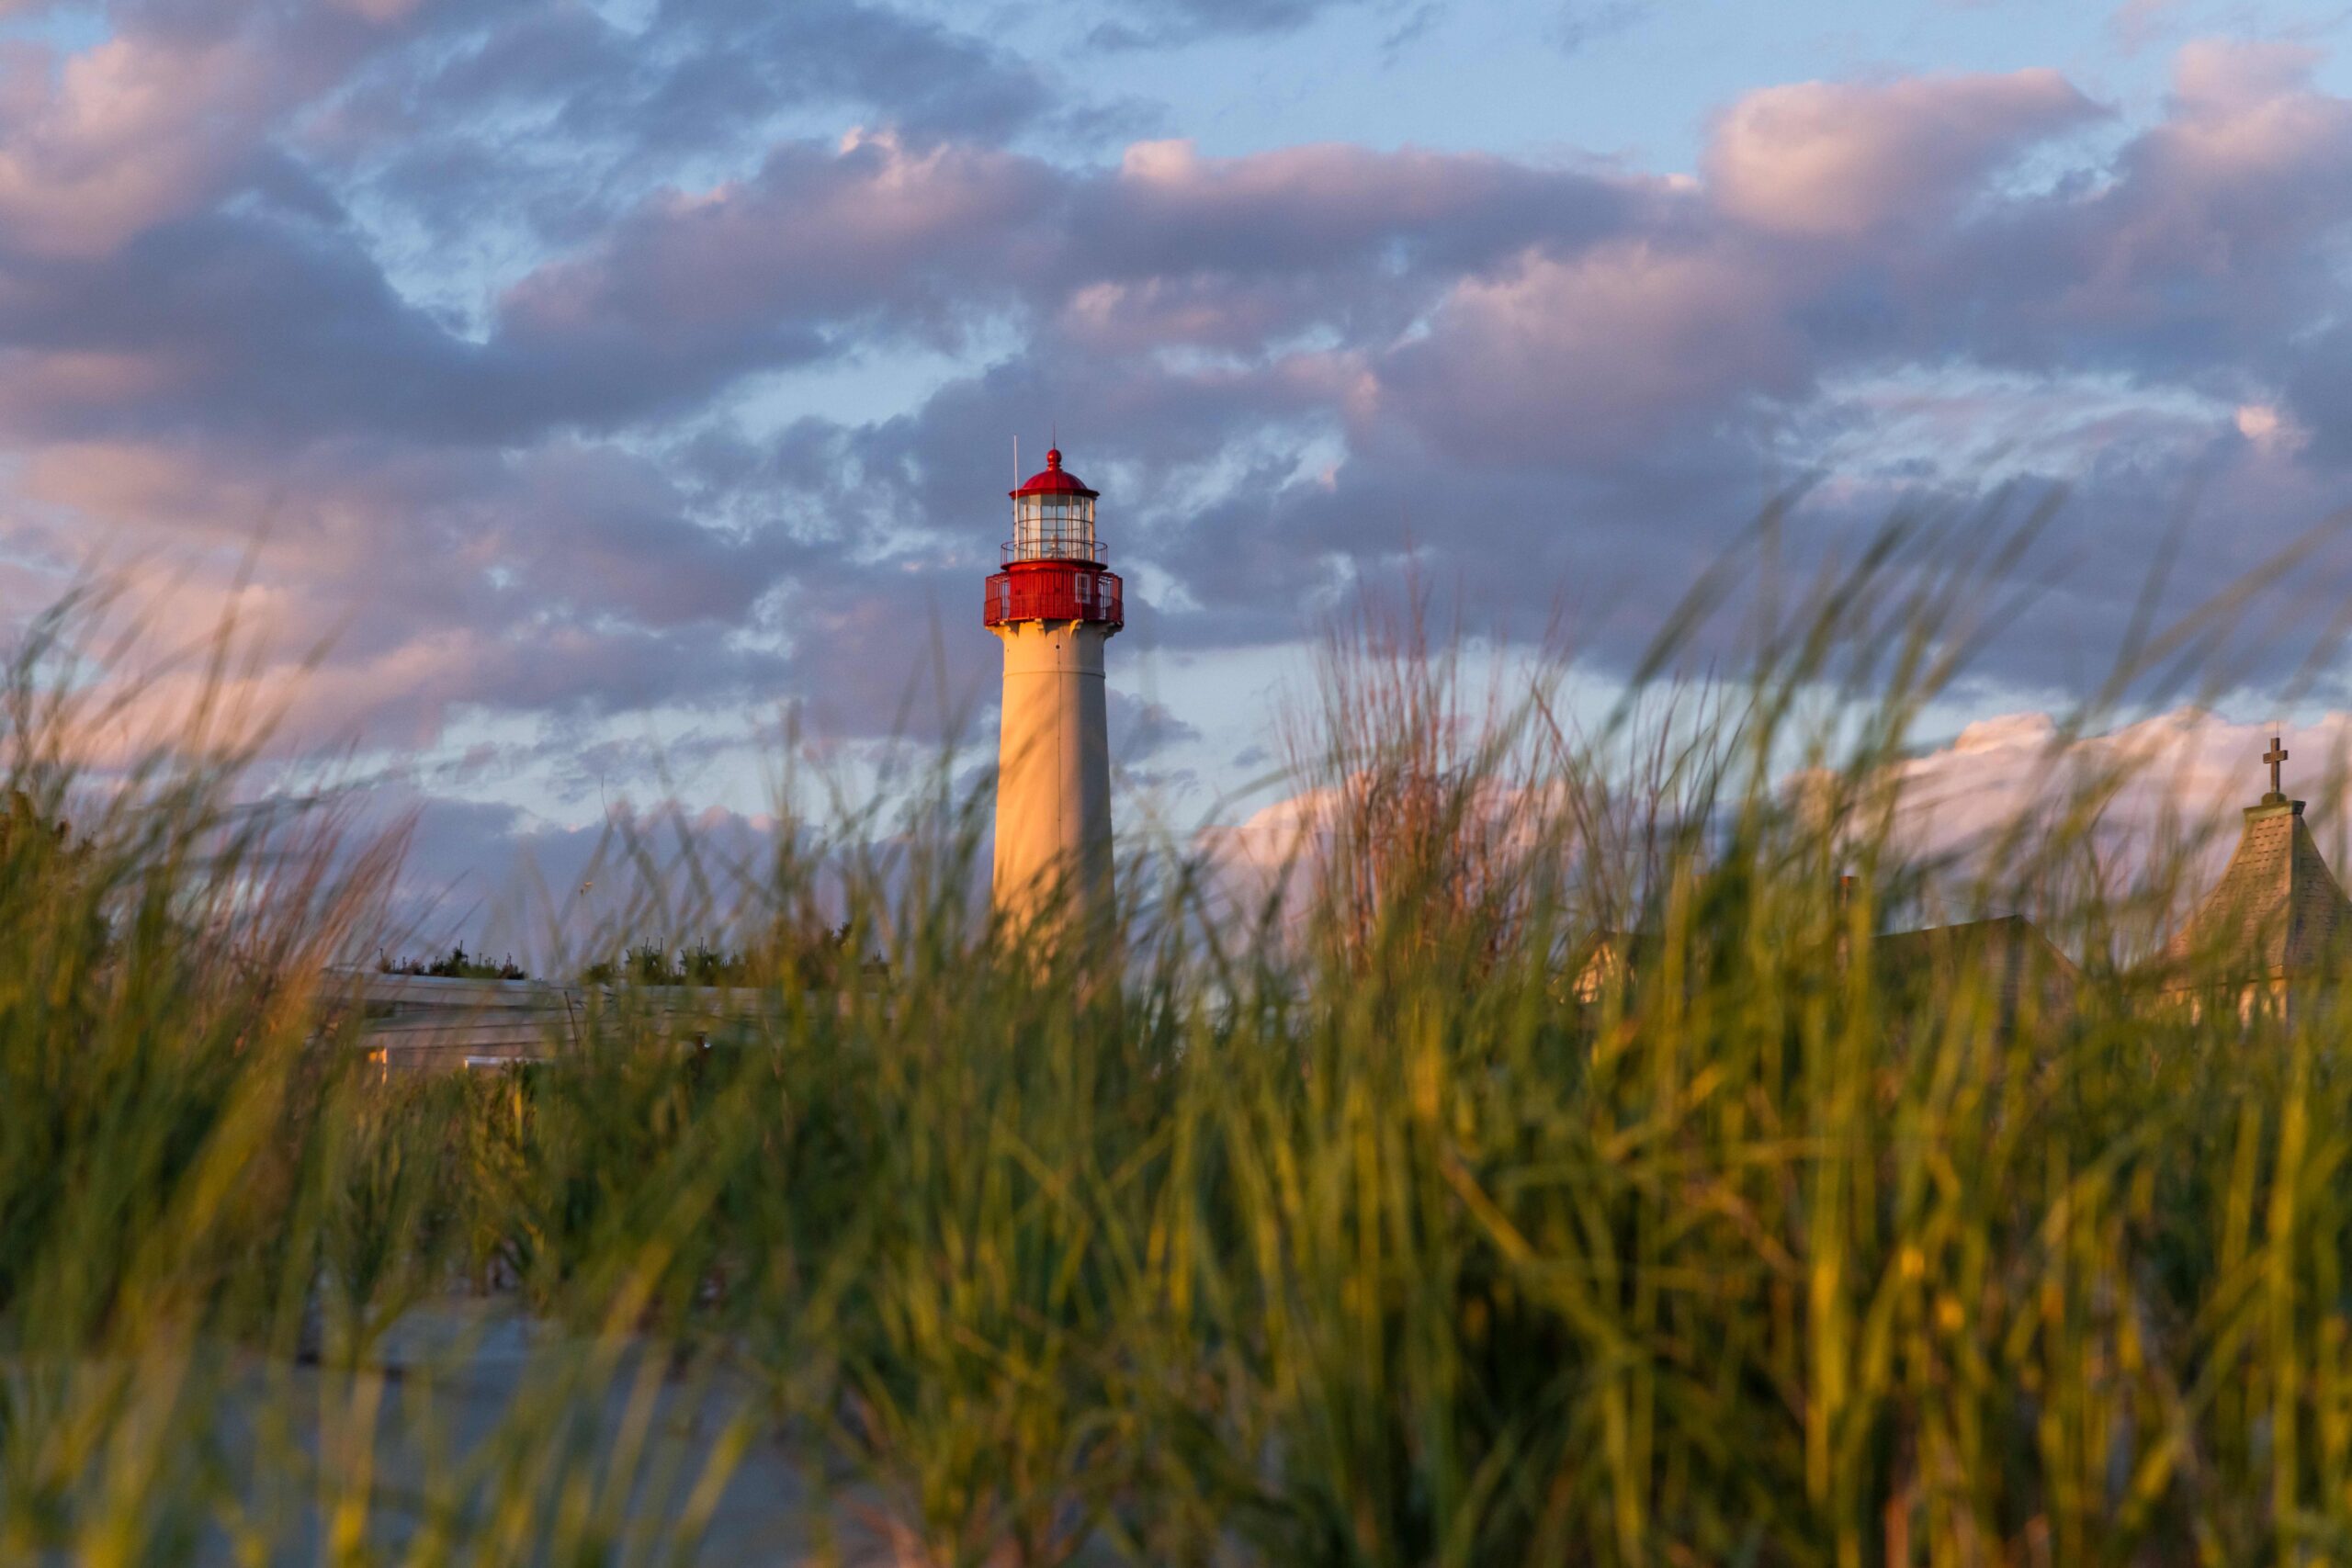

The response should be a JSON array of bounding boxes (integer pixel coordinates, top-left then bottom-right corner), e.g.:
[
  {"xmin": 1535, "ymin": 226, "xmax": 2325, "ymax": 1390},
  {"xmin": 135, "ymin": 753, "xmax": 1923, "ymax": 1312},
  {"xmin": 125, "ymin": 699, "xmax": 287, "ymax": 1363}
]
[{"xmin": 5, "ymin": 518, "xmax": 2352, "ymax": 1564}]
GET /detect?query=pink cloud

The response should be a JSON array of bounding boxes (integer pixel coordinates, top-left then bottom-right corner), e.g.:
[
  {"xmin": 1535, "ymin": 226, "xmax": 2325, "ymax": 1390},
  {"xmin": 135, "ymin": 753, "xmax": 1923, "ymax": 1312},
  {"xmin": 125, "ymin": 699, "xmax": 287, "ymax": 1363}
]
[
  {"xmin": 6, "ymin": 433, "xmax": 807, "ymax": 758},
  {"xmin": 2128, "ymin": 40, "xmax": 2352, "ymax": 243},
  {"xmin": 1375, "ymin": 239, "xmax": 1806, "ymax": 462},
  {"xmin": 1102, "ymin": 138, "xmax": 1609, "ymax": 250},
  {"xmin": 503, "ymin": 131, "xmax": 1055, "ymax": 352},
  {"xmin": 0, "ymin": 5, "xmax": 413, "ymax": 262},
  {"xmin": 1980, "ymin": 41, "xmax": 2352, "ymax": 348},
  {"xmin": 1, "ymin": 14, "xmax": 2349, "ymax": 806},
  {"xmin": 1883, "ymin": 706, "xmax": 2352, "ymax": 879},
  {"xmin": 1202, "ymin": 706, "xmax": 2352, "ymax": 951},
  {"xmin": 0, "ymin": 34, "xmax": 260, "ymax": 257},
  {"xmin": 1705, "ymin": 70, "xmax": 2098, "ymax": 238}
]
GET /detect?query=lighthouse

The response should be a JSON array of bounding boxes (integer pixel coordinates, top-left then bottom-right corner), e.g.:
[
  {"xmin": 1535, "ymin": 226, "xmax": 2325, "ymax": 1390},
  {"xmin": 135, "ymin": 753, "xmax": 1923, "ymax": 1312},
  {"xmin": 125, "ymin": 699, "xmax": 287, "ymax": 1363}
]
[{"xmin": 984, "ymin": 447, "xmax": 1123, "ymax": 930}]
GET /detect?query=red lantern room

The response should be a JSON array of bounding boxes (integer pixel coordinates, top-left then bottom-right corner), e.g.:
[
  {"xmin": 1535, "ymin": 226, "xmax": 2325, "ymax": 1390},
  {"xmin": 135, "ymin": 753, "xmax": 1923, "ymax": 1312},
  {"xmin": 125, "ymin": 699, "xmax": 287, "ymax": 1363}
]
[{"xmin": 983, "ymin": 447, "xmax": 1124, "ymax": 631}]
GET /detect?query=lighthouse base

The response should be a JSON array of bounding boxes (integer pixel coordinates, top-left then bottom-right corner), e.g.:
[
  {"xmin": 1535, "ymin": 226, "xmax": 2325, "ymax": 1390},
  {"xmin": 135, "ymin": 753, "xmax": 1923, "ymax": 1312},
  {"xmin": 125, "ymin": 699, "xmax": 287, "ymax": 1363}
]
[{"xmin": 991, "ymin": 619, "xmax": 1114, "ymax": 932}]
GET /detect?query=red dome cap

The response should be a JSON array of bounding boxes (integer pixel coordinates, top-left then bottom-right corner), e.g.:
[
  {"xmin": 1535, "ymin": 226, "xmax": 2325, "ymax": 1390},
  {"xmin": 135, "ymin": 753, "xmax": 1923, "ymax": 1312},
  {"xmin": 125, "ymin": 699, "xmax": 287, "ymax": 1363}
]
[{"xmin": 1011, "ymin": 446, "xmax": 1099, "ymax": 500}]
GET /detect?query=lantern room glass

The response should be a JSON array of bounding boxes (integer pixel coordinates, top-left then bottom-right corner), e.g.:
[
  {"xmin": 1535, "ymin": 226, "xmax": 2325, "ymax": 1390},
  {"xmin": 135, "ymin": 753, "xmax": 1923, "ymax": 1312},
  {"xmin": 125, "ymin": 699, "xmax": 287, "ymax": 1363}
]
[{"xmin": 1009, "ymin": 492, "xmax": 1101, "ymax": 564}]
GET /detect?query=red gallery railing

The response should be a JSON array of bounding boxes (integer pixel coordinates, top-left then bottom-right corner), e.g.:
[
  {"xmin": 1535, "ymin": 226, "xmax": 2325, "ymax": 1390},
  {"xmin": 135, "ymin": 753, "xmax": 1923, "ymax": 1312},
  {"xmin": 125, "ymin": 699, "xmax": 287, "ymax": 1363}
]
[{"xmin": 983, "ymin": 561, "xmax": 1124, "ymax": 628}]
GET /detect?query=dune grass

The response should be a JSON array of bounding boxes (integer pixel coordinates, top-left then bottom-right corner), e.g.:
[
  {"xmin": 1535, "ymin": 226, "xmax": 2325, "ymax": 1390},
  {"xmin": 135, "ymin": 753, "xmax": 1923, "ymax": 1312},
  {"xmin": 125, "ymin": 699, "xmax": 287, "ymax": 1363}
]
[{"xmin": 4, "ymin": 525, "xmax": 2352, "ymax": 1565}]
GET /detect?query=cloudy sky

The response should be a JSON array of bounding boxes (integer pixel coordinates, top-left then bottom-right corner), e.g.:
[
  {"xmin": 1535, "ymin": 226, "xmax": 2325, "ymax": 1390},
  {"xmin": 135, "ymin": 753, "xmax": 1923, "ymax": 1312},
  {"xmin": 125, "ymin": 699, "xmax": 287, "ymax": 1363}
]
[{"xmin": 10, "ymin": 0, "xmax": 2352, "ymax": 942}]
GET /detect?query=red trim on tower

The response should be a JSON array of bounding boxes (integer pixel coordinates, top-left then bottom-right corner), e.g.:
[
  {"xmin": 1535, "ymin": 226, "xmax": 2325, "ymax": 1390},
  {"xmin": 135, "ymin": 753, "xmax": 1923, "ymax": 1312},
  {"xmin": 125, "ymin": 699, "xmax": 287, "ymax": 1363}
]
[{"xmin": 983, "ymin": 560, "xmax": 1123, "ymax": 629}]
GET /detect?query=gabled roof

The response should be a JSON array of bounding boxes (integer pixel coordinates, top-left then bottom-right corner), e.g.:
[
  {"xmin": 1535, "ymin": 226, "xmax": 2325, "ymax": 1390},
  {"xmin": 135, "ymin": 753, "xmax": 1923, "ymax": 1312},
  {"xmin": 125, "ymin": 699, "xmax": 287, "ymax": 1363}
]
[{"xmin": 2165, "ymin": 796, "xmax": 2352, "ymax": 983}]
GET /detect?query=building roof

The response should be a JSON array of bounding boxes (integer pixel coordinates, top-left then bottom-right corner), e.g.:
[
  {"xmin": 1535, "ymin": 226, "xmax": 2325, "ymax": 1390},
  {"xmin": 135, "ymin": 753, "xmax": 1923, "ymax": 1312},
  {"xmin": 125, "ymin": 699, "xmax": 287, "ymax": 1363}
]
[
  {"xmin": 1873, "ymin": 914, "xmax": 2078, "ymax": 1024},
  {"xmin": 1011, "ymin": 446, "xmax": 1098, "ymax": 500},
  {"xmin": 2165, "ymin": 795, "xmax": 2352, "ymax": 983},
  {"xmin": 1872, "ymin": 913, "xmax": 2069, "ymax": 966}
]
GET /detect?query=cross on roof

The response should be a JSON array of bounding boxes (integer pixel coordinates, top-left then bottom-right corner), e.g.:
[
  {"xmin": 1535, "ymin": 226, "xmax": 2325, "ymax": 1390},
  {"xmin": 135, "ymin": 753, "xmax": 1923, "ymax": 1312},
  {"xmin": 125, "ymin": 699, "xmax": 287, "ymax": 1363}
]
[{"xmin": 2266, "ymin": 735, "xmax": 2290, "ymax": 796}]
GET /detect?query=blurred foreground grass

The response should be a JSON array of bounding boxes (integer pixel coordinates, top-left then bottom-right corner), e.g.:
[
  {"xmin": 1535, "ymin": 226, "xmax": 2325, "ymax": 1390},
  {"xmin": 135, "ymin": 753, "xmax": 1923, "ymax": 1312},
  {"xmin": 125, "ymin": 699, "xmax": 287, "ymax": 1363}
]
[{"xmin": 4, "ymin": 527, "xmax": 2351, "ymax": 1567}]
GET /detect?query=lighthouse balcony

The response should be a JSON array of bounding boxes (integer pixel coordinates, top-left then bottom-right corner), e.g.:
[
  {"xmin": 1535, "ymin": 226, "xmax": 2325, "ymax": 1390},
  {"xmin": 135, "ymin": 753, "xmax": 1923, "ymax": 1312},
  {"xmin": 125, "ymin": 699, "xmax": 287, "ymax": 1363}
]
[{"xmin": 984, "ymin": 562, "xmax": 1124, "ymax": 629}]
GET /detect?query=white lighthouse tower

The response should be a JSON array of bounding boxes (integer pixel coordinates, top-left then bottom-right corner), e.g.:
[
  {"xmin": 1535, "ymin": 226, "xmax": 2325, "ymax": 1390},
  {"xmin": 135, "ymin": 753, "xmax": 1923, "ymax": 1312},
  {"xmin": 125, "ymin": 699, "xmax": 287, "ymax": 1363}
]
[{"xmin": 984, "ymin": 447, "xmax": 1123, "ymax": 930}]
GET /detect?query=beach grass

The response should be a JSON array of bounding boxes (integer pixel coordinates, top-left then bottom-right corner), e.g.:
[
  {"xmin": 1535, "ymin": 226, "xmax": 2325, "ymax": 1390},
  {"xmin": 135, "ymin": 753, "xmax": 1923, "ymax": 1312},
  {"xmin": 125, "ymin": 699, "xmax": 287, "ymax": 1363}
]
[{"xmin": 3, "ymin": 527, "xmax": 2350, "ymax": 1565}]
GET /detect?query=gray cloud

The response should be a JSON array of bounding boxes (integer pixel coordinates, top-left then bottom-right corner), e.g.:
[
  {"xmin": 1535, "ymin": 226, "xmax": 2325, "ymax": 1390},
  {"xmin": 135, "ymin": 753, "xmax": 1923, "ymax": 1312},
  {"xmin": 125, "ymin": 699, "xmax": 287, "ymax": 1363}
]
[
  {"xmin": 1552, "ymin": 1, "xmax": 1650, "ymax": 55},
  {"xmin": 1085, "ymin": 0, "xmax": 1379, "ymax": 48},
  {"xmin": 373, "ymin": 790, "xmax": 794, "ymax": 966}
]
